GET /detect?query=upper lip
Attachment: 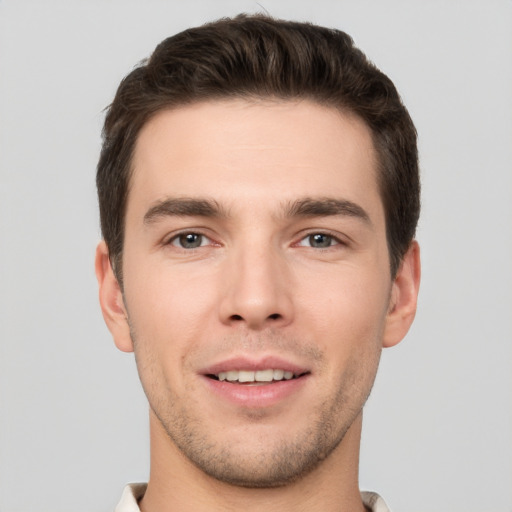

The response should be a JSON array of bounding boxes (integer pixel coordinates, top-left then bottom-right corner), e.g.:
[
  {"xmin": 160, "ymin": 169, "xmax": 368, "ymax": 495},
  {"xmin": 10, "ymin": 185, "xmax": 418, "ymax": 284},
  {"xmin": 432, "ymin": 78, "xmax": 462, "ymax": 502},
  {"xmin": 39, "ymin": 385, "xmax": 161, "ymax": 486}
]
[{"xmin": 199, "ymin": 355, "xmax": 310, "ymax": 376}]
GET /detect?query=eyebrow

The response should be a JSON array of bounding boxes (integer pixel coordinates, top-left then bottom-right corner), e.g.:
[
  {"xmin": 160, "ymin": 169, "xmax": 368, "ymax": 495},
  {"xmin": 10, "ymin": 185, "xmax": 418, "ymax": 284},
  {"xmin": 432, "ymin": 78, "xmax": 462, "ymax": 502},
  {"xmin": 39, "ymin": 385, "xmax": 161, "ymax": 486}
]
[
  {"xmin": 143, "ymin": 198, "xmax": 228, "ymax": 225},
  {"xmin": 283, "ymin": 197, "xmax": 371, "ymax": 225},
  {"xmin": 143, "ymin": 196, "xmax": 371, "ymax": 226}
]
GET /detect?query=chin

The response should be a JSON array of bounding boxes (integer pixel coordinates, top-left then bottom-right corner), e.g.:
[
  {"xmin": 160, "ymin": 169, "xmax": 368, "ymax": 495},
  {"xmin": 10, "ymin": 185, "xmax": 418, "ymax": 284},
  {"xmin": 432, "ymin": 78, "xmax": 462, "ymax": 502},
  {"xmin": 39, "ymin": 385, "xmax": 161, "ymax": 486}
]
[
  {"xmin": 188, "ymin": 447, "xmax": 332, "ymax": 488},
  {"xmin": 161, "ymin": 411, "xmax": 351, "ymax": 489}
]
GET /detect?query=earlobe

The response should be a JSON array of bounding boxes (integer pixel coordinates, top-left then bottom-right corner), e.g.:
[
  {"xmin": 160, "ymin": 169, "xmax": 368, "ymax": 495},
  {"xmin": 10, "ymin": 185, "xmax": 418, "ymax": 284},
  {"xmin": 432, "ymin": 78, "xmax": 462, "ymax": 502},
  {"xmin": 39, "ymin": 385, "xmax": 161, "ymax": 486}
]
[
  {"xmin": 95, "ymin": 241, "xmax": 134, "ymax": 353},
  {"xmin": 382, "ymin": 241, "xmax": 421, "ymax": 348}
]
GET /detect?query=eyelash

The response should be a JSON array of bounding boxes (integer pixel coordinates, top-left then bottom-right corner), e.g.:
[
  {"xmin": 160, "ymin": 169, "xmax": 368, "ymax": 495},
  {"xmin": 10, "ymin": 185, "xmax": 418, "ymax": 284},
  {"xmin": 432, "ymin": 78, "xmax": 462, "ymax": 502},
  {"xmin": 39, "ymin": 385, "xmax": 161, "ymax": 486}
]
[
  {"xmin": 295, "ymin": 231, "xmax": 345, "ymax": 250},
  {"xmin": 166, "ymin": 231, "xmax": 215, "ymax": 250},
  {"xmin": 165, "ymin": 230, "xmax": 345, "ymax": 251}
]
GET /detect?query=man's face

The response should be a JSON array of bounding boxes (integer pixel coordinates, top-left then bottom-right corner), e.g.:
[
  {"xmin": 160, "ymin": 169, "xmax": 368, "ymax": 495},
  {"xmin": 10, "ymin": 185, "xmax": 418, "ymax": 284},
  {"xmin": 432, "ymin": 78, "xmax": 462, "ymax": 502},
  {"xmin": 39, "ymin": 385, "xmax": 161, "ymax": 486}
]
[{"xmin": 106, "ymin": 99, "xmax": 409, "ymax": 486}]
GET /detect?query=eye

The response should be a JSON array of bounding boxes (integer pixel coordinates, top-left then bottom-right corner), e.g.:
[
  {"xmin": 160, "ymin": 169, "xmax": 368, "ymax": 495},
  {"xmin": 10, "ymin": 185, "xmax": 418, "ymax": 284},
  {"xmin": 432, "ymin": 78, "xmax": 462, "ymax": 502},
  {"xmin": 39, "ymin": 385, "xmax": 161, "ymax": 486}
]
[
  {"xmin": 169, "ymin": 232, "xmax": 210, "ymax": 249},
  {"xmin": 298, "ymin": 233, "xmax": 340, "ymax": 248}
]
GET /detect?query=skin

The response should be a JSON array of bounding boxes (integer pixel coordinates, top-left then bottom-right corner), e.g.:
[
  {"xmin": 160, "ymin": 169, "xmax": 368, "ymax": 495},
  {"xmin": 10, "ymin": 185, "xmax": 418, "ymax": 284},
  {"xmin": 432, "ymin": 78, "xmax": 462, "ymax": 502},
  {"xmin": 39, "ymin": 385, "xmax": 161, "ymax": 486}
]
[{"xmin": 96, "ymin": 99, "xmax": 420, "ymax": 512}]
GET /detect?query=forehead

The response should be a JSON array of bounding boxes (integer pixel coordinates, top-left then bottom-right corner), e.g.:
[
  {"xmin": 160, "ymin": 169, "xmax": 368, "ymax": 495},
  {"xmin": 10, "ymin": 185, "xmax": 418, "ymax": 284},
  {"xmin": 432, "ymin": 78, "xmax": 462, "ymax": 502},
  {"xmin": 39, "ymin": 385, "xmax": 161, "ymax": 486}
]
[{"xmin": 129, "ymin": 98, "xmax": 382, "ymax": 222}]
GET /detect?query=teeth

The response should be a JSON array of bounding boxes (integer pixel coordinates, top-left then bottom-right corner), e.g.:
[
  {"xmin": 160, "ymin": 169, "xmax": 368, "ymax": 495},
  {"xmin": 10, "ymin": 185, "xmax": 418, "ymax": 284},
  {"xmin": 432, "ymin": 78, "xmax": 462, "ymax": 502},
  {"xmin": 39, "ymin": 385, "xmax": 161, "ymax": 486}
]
[
  {"xmin": 238, "ymin": 370, "xmax": 254, "ymax": 383},
  {"xmin": 226, "ymin": 370, "xmax": 238, "ymax": 381},
  {"xmin": 255, "ymin": 369, "xmax": 273, "ymax": 382},
  {"xmin": 273, "ymin": 369, "xmax": 284, "ymax": 380},
  {"xmin": 216, "ymin": 369, "xmax": 297, "ymax": 383}
]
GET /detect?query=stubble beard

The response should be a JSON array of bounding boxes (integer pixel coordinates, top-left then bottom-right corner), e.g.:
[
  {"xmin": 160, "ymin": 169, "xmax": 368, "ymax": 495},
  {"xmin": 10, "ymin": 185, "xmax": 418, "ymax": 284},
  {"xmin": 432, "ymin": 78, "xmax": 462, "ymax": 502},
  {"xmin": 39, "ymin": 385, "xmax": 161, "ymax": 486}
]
[
  {"xmin": 131, "ymin": 326, "xmax": 381, "ymax": 489},
  {"xmin": 143, "ymin": 372, "xmax": 380, "ymax": 488},
  {"xmin": 152, "ymin": 386, "xmax": 358, "ymax": 488}
]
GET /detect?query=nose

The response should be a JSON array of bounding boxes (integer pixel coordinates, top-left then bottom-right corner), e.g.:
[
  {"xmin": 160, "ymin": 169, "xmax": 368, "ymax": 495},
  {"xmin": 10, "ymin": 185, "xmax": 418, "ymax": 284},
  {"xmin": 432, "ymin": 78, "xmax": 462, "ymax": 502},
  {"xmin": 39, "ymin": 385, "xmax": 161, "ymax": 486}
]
[{"xmin": 218, "ymin": 244, "xmax": 294, "ymax": 330}]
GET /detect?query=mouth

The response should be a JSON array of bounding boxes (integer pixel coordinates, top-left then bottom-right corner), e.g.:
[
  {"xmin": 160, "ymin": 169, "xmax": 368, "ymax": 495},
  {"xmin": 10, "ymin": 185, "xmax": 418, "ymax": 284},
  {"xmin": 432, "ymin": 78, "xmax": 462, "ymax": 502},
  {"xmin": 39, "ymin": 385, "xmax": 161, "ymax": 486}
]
[
  {"xmin": 207, "ymin": 369, "xmax": 309, "ymax": 385},
  {"xmin": 200, "ymin": 356, "xmax": 311, "ymax": 406}
]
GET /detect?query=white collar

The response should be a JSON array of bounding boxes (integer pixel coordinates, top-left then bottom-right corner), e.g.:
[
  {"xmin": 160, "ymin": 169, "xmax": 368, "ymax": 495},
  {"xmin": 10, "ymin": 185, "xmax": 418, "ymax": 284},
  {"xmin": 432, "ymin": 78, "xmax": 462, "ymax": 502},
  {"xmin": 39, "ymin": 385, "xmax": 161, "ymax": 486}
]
[{"xmin": 115, "ymin": 483, "xmax": 392, "ymax": 512}]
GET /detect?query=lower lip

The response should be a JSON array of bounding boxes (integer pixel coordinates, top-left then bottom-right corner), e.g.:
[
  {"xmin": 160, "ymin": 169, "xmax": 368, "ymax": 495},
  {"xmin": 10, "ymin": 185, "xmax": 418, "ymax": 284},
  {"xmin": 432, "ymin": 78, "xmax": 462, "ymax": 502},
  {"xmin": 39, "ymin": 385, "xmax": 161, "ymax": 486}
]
[{"xmin": 202, "ymin": 375, "xmax": 309, "ymax": 408}]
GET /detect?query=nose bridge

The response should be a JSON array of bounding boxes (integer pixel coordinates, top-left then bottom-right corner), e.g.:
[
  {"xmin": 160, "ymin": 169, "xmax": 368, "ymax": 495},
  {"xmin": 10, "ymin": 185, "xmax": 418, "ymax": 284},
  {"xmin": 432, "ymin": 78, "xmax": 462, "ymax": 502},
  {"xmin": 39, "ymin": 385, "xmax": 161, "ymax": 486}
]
[{"xmin": 219, "ymin": 236, "xmax": 293, "ymax": 329}]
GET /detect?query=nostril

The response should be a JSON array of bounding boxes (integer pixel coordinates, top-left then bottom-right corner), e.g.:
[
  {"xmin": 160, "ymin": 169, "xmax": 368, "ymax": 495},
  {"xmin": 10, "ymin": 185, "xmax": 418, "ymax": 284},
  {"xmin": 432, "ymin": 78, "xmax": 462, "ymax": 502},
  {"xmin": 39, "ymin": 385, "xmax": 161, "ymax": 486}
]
[{"xmin": 229, "ymin": 313, "xmax": 281, "ymax": 322}]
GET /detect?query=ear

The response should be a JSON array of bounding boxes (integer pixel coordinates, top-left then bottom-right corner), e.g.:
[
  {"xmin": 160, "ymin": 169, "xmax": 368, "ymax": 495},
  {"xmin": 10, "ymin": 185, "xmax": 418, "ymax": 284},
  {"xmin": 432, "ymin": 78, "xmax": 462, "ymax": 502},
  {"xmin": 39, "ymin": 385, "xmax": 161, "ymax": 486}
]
[
  {"xmin": 382, "ymin": 241, "xmax": 421, "ymax": 348},
  {"xmin": 95, "ymin": 241, "xmax": 134, "ymax": 353}
]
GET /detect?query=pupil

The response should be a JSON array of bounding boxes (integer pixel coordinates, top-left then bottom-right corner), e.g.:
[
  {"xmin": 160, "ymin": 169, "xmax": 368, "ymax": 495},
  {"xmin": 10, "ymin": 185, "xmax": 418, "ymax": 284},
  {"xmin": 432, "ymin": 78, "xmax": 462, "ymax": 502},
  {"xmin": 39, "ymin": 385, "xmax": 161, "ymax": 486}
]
[
  {"xmin": 310, "ymin": 234, "xmax": 331, "ymax": 248},
  {"xmin": 180, "ymin": 233, "xmax": 202, "ymax": 248}
]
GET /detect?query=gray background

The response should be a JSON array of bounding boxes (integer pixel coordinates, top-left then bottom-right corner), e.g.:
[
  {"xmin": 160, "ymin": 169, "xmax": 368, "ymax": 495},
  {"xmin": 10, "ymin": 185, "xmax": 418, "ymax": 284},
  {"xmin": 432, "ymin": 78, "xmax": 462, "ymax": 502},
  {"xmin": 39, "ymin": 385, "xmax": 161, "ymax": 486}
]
[{"xmin": 1, "ymin": 1, "xmax": 511, "ymax": 511}]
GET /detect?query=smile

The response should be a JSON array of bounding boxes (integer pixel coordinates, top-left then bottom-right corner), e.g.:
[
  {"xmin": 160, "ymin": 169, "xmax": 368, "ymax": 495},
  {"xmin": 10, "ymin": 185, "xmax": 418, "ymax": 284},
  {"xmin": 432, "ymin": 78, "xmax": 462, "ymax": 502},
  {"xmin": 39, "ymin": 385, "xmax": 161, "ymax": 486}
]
[
  {"xmin": 211, "ymin": 369, "xmax": 302, "ymax": 383},
  {"xmin": 202, "ymin": 359, "xmax": 311, "ymax": 407}
]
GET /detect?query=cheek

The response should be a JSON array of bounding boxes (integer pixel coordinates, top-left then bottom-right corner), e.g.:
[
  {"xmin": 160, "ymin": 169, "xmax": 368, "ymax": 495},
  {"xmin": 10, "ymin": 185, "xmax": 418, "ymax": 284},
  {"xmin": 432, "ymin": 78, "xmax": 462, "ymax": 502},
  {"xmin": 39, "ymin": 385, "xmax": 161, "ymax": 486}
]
[
  {"xmin": 297, "ymin": 266, "xmax": 390, "ymax": 349},
  {"xmin": 124, "ymin": 277, "xmax": 197, "ymax": 406},
  {"xmin": 124, "ymin": 262, "xmax": 216, "ymax": 342},
  {"xmin": 295, "ymin": 267, "xmax": 389, "ymax": 401},
  {"xmin": 311, "ymin": 275, "xmax": 387, "ymax": 404}
]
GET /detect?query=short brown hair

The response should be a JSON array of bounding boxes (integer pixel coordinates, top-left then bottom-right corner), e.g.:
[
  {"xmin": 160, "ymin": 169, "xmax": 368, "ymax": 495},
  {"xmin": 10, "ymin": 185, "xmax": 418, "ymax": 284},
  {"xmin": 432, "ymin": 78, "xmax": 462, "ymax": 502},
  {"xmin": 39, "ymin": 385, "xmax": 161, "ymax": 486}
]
[{"xmin": 97, "ymin": 14, "xmax": 419, "ymax": 281}]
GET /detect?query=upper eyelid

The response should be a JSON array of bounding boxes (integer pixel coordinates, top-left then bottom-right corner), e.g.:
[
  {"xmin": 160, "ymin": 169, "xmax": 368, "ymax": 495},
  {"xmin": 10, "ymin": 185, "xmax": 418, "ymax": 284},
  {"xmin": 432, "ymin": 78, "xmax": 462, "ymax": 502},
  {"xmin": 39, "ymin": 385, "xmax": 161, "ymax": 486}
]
[
  {"xmin": 161, "ymin": 228, "xmax": 349, "ymax": 247},
  {"xmin": 170, "ymin": 232, "xmax": 208, "ymax": 245},
  {"xmin": 297, "ymin": 235, "xmax": 342, "ymax": 248},
  {"xmin": 295, "ymin": 229, "xmax": 347, "ymax": 244},
  {"xmin": 164, "ymin": 228, "xmax": 215, "ymax": 241},
  {"xmin": 162, "ymin": 231, "xmax": 212, "ymax": 250}
]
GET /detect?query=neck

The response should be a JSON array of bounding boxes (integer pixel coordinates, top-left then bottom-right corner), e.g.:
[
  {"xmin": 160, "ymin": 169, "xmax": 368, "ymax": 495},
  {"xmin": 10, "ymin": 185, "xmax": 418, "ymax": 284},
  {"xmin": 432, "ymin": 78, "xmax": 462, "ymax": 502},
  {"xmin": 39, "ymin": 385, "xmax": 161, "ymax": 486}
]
[{"xmin": 139, "ymin": 410, "xmax": 367, "ymax": 512}]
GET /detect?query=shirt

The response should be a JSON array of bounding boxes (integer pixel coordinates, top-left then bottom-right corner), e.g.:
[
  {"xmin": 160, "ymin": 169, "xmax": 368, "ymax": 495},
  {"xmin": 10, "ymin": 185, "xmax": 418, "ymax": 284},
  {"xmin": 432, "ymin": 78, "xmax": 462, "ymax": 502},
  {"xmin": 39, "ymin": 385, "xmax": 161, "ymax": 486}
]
[{"xmin": 114, "ymin": 483, "xmax": 392, "ymax": 511}]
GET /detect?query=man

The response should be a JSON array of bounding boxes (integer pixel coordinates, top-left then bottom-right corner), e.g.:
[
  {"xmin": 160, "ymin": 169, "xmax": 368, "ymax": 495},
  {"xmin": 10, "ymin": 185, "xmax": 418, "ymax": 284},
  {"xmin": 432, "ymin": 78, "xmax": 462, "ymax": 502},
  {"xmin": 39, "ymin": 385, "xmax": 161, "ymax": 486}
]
[{"xmin": 95, "ymin": 14, "xmax": 420, "ymax": 512}]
